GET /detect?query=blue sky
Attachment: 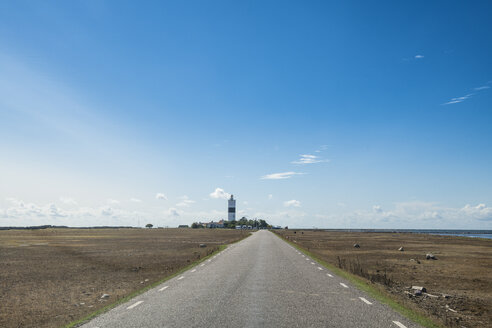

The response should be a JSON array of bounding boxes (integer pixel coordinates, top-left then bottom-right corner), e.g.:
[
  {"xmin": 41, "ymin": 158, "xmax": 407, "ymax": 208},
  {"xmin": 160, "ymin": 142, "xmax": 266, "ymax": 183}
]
[{"xmin": 1, "ymin": 1, "xmax": 491, "ymax": 228}]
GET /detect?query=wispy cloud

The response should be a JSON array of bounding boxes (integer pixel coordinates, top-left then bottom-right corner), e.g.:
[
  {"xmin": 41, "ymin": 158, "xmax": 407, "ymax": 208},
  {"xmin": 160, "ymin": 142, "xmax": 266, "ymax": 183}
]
[
  {"xmin": 59, "ymin": 197, "xmax": 77, "ymax": 205},
  {"xmin": 415, "ymin": 55, "xmax": 424, "ymax": 59},
  {"xmin": 176, "ymin": 195, "xmax": 195, "ymax": 207},
  {"xmin": 444, "ymin": 82, "xmax": 491, "ymax": 105},
  {"xmin": 209, "ymin": 188, "xmax": 230, "ymax": 199},
  {"xmin": 155, "ymin": 193, "xmax": 167, "ymax": 200},
  {"xmin": 130, "ymin": 198, "xmax": 142, "ymax": 203},
  {"xmin": 261, "ymin": 172, "xmax": 304, "ymax": 180},
  {"xmin": 284, "ymin": 199, "xmax": 301, "ymax": 207},
  {"xmin": 443, "ymin": 93, "xmax": 474, "ymax": 105},
  {"xmin": 292, "ymin": 154, "xmax": 329, "ymax": 165},
  {"xmin": 107, "ymin": 199, "xmax": 120, "ymax": 205}
]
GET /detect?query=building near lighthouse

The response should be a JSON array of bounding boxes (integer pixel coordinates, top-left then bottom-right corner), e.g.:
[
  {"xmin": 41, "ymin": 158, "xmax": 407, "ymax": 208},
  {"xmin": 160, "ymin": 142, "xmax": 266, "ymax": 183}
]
[{"xmin": 228, "ymin": 195, "xmax": 236, "ymax": 221}]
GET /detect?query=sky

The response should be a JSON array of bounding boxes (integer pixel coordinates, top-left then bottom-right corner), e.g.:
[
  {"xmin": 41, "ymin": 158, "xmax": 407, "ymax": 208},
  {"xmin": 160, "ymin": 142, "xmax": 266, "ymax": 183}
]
[{"xmin": 1, "ymin": 1, "xmax": 491, "ymax": 229}]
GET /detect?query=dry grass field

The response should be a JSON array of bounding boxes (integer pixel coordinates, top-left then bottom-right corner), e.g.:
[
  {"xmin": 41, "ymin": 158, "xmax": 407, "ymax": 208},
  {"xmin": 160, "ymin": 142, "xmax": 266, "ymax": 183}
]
[
  {"xmin": 275, "ymin": 230, "xmax": 492, "ymax": 328},
  {"xmin": 0, "ymin": 228, "xmax": 248, "ymax": 328}
]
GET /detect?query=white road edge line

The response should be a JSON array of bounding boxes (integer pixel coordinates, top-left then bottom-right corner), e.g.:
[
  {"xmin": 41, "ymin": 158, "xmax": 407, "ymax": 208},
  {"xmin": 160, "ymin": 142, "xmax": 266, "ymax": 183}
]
[
  {"xmin": 127, "ymin": 301, "xmax": 143, "ymax": 309},
  {"xmin": 392, "ymin": 321, "xmax": 407, "ymax": 328},
  {"xmin": 359, "ymin": 297, "xmax": 372, "ymax": 305},
  {"xmin": 177, "ymin": 276, "xmax": 184, "ymax": 280},
  {"xmin": 317, "ymin": 267, "xmax": 323, "ymax": 270},
  {"xmin": 340, "ymin": 283, "xmax": 349, "ymax": 288},
  {"xmin": 158, "ymin": 286, "xmax": 169, "ymax": 292},
  {"xmin": 327, "ymin": 273, "xmax": 333, "ymax": 277}
]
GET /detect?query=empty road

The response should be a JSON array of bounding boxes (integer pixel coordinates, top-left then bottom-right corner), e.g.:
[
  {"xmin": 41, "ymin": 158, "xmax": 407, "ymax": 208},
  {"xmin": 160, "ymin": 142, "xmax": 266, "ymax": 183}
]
[{"xmin": 81, "ymin": 230, "xmax": 421, "ymax": 328}]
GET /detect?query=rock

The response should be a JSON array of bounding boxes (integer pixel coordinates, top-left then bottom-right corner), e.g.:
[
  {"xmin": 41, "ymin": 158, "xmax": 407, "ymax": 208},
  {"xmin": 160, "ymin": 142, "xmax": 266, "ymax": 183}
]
[
  {"xmin": 100, "ymin": 294, "xmax": 110, "ymax": 299},
  {"xmin": 353, "ymin": 243, "xmax": 360, "ymax": 248},
  {"xmin": 426, "ymin": 253, "xmax": 437, "ymax": 260},
  {"xmin": 144, "ymin": 279, "xmax": 149, "ymax": 282},
  {"xmin": 398, "ymin": 247, "xmax": 404, "ymax": 251},
  {"xmin": 442, "ymin": 294, "xmax": 450, "ymax": 299},
  {"xmin": 199, "ymin": 244, "xmax": 206, "ymax": 248},
  {"xmin": 412, "ymin": 286, "xmax": 427, "ymax": 293}
]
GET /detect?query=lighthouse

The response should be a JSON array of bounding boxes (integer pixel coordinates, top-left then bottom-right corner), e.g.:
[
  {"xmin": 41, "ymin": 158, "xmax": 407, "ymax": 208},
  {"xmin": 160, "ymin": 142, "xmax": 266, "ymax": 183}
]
[{"xmin": 228, "ymin": 195, "xmax": 236, "ymax": 221}]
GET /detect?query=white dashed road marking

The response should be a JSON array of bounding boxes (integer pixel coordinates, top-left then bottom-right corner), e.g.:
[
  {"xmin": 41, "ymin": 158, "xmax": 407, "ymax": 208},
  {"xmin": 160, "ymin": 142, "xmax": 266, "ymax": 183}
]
[
  {"xmin": 127, "ymin": 301, "xmax": 143, "ymax": 309},
  {"xmin": 340, "ymin": 283, "xmax": 349, "ymax": 288},
  {"xmin": 177, "ymin": 276, "xmax": 184, "ymax": 280},
  {"xmin": 392, "ymin": 321, "xmax": 407, "ymax": 328},
  {"xmin": 158, "ymin": 286, "xmax": 169, "ymax": 292},
  {"xmin": 327, "ymin": 273, "xmax": 333, "ymax": 277},
  {"xmin": 310, "ymin": 262, "xmax": 315, "ymax": 265},
  {"xmin": 191, "ymin": 269, "xmax": 196, "ymax": 273},
  {"xmin": 200, "ymin": 263, "xmax": 205, "ymax": 267},
  {"xmin": 359, "ymin": 297, "xmax": 372, "ymax": 305}
]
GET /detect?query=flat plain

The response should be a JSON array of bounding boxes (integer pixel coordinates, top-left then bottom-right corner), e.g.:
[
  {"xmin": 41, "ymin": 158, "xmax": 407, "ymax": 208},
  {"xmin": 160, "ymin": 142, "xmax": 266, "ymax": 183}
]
[
  {"xmin": 275, "ymin": 230, "xmax": 492, "ymax": 328},
  {"xmin": 0, "ymin": 228, "xmax": 248, "ymax": 328}
]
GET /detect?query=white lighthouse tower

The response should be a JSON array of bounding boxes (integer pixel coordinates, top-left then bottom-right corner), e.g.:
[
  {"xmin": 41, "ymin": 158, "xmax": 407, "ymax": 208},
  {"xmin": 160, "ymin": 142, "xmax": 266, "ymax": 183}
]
[{"xmin": 228, "ymin": 195, "xmax": 236, "ymax": 221}]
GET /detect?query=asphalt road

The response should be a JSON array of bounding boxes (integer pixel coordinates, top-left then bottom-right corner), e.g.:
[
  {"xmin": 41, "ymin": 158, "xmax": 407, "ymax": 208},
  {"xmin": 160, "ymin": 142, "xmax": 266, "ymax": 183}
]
[{"xmin": 81, "ymin": 230, "xmax": 421, "ymax": 328}]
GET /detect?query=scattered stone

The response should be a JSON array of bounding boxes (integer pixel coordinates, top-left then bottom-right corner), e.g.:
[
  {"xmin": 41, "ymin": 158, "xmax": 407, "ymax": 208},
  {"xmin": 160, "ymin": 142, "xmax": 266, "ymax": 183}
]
[
  {"xmin": 426, "ymin": 253, "xmax": 437, "ymax": 260},
  {"xmin": 353, "ymin": 243, "xmax": 360, "ymax": 248},
  {"xmin": 199, "ymin": 244, "xmax": 206, "ymax": 248},
  {"xmin": 144, "ymin": 279, "xmax": 149, "ymax": 282},
  {"xmin": 398, "ymin": 247, "xmax": 404, "ymax": 251},
  {"xmin": 446, "ymin": 304, "xmax": 458, "ymax": 313},
  {"xmin": 442, "ymin": 294, "xmax": 451, "ymax": 299},
  {"xmin": 100, "ymin": 294, "xmax": 110, "ymax": 299},
  {"xmin": 412, "ymin": 286, "xmax": 427, "ymax": 293}
]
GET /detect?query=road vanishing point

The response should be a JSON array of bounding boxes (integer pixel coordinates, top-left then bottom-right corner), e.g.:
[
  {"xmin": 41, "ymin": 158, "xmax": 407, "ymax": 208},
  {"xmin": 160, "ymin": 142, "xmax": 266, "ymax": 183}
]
[{"xmin": 81, "ymin": 230, "xmax": 421, "ymax": 328}]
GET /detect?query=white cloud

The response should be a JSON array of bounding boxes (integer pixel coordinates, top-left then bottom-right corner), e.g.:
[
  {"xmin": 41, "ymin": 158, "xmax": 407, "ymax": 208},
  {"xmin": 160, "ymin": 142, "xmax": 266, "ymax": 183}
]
[
  {"xmin": 292, "ymin": 154, "xmax": 329, "ymax": 165},
  {"xmin": 460, "ymin": 203, "xmax": 492, "ymax": 221},
  {"xmin": 284, "ymin": 200, "xmax": 301, "ymax": 207},
  {"xmin": 155, "ymin": 193, "xmax": 167, "ymax": 200},
  {"xmin": 209, "ymin": 188, "xmax": 230, "ymax": 200},
  {"xmin": 107, "ymin": 199, "xmax": 120, "ymax": 205},
  {"xmin": 415, "ymin": 55, "xmax": 424, "ymax": 59},
  {"xmin": 268, "ymin": 194, "xmax": 273, "ymax": 200},
  {"xmin": 176, "ymin": 195, "xmax": 195, "ymax": 207},
  {"xmin": 372, "ymin": 205, "xmax": 383, "ymax": 213},
  {"xmin": 100, "ymin": 207, "xmax": 114, "ymax": 216},
  {"xmin": 130, "ymin": 198, "xmax": 142, "ymax": 203},
  {"xmin": 167, "ymin": 208, "xmax": 180, "ymax": 217},
  {"xmin": 59, "ymin": 197, "xmax": 77, "ymax": 205},
  {"xmin": 474, "ymin": 86, "xmax": 490, "ymax": 91},
  {"xmin": 261, "ymin": 172, "xmax": 304, "ymax": 180}
]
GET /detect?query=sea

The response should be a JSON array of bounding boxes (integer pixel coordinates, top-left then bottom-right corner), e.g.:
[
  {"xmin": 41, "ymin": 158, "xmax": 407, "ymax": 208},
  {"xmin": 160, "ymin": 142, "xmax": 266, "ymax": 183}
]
[{"xmin": 323, "ymin": 229, "xmax": 492, "ymax": 240}]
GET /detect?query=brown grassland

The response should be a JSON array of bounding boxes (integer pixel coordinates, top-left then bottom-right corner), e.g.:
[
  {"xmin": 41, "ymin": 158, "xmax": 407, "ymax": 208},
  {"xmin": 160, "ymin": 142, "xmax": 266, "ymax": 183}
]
[
  {"xmin": 275, "ymin": 230, "xmax": 492, "ymax": 328},
  {"xmin": 0, "ymin": 228, "xmax": 248, "ymax": 328}
]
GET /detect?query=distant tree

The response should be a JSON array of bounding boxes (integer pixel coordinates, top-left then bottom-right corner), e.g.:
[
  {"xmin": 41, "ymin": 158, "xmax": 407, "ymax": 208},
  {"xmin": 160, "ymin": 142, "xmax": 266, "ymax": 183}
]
[
  {"xmin": 191, "ymin": 222, "xmax": 199, "ymax": 229},
  {"xmin": 238, "ymin": 217, "xmax": 248, "ymax": 225},
  {"xmin": 145, "ymin": 223, "xmax": 153, "ymax": 228}
]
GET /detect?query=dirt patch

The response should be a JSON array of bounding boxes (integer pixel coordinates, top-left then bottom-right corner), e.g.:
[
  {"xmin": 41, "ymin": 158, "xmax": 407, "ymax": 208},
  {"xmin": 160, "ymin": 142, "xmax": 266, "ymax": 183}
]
[
  {"xmin": 275, "ymin": 230, "xmax": 492, "ymax": 328},
  {"xmin": 0, "ymin": 228, "xmax": 248, "ymax": 328}
]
